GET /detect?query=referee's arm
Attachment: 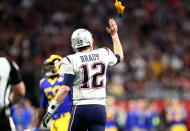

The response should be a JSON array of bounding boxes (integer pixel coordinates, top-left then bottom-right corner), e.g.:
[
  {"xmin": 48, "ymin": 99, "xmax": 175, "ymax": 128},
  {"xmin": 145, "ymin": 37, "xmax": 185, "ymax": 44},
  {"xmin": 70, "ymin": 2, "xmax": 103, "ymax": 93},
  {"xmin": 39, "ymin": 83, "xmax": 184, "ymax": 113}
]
[{"xmin": 8, "ymin": 60, "xmax": 25, "ymax": 105}]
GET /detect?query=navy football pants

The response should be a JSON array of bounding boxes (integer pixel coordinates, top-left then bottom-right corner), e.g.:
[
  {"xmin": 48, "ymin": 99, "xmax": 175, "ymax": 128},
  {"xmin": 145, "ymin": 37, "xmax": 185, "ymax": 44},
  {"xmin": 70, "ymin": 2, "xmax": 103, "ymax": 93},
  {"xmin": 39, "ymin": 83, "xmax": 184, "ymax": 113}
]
[{"xmin": 68, "ymin": 104, "xmax": 106, "ymax": 131}]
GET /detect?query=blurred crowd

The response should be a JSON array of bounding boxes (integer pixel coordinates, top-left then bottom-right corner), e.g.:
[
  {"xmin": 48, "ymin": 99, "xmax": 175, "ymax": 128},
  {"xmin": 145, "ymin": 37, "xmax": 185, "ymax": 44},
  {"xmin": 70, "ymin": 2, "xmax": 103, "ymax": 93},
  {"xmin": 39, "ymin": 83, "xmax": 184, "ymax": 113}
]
[
  {"xmin": 11, "ymin": 97, "xmax": 190, "ymax": 131},
  {"xmin": 105, "ymin": 97, "xmax": 189, "ymax": 131},
  {"xmin": 1, "ymin": 0, "xmax": 190, "ymax": 130},
  {"xmin": 1, "ymin": 0, "xmax": 190, "ymax": 102}
]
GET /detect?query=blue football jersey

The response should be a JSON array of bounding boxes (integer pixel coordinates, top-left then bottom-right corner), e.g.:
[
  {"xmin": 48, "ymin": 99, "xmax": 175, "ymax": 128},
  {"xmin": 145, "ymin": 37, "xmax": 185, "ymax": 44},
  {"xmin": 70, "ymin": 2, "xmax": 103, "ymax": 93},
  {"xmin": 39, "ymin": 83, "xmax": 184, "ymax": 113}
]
[{"xmin": 40, "ymin": 76, "xmax": 71, "ymax": 118}]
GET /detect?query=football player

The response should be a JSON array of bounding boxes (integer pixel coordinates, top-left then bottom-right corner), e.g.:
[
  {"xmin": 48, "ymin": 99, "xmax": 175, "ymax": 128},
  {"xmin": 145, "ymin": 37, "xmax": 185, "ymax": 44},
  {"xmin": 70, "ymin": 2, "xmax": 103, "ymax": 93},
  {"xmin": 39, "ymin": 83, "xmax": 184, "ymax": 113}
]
[
  {"xmin": 32, "ymin": 55, "xmax": 71, "ymax": 131},
  {"xmin": 42, "ymin": 18, "xmax": 124, "ymax": 131}
]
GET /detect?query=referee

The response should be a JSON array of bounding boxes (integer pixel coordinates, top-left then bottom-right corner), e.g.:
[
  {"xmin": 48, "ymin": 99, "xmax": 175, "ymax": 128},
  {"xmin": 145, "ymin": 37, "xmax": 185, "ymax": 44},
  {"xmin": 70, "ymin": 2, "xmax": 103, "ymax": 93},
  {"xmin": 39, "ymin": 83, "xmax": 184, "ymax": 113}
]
[{"xmin": 0, "ymin": 55, "xmax": 25, "ymax": 131}]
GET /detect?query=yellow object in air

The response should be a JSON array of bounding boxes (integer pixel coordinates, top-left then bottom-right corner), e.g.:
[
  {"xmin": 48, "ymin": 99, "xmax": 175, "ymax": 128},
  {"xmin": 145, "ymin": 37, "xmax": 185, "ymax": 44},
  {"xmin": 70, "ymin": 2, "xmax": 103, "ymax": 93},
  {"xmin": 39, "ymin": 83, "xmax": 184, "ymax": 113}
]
[{"xmin": 114, "ymin": 0, "xmax": 125, "ymax": 16}]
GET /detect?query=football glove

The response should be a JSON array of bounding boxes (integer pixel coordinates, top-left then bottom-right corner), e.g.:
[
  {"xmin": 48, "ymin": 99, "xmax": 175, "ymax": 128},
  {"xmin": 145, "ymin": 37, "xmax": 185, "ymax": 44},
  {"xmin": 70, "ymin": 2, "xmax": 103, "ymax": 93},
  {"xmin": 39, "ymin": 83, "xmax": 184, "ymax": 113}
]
[{"xmin": 42, "ymin": 112, "xmax": 52, "ymax": 128}]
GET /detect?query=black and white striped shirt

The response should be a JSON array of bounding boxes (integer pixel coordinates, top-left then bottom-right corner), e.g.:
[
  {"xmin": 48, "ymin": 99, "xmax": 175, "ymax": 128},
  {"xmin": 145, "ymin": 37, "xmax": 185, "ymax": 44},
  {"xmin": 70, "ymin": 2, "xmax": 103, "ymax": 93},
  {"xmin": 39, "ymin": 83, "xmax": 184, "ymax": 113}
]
[{"xmin": 0, "ymin": 56, "xmax": 22, "ymax": 110}]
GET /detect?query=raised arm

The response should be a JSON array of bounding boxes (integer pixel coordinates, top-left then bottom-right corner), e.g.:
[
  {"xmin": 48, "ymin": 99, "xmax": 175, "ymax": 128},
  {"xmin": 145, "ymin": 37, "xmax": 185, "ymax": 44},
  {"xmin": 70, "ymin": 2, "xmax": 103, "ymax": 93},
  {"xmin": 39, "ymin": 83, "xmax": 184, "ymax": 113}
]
[{"xmin": 106, "ymin": 18, "xmax": 124, "ymax": 61}]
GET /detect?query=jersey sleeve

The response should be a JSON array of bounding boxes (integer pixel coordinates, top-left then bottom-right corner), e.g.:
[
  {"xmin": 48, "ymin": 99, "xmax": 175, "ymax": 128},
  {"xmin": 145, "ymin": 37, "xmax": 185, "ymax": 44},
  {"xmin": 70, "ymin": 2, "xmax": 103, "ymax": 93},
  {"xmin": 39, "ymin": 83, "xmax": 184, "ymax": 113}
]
[
  {"xmin": 39, "ymin": 82, "xmax": 48, "ymax": 108},
  {"xmin": 104, "ymin": 48, "xmax": 120, "ymax": 67},
  {"xmin": 59, "ymin": 56, "xmax": 75, "ymax": 75},
  {"xmin": 8, "ymin": 59, "xmax": 22, "ymax": 85}
]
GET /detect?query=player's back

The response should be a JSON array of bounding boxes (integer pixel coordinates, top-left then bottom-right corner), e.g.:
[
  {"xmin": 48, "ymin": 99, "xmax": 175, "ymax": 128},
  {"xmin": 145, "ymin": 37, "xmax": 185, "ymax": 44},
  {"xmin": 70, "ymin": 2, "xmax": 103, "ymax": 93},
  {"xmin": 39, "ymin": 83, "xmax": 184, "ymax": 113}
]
[{"xmin": 60, "ymin": 48, "xmax": 119, "ymax": 105}]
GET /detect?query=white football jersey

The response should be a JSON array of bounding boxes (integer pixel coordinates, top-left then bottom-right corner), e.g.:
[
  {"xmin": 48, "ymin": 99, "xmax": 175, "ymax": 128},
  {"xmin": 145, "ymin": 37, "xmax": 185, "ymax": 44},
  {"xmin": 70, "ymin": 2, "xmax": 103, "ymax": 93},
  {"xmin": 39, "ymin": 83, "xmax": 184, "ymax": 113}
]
[{"xmin": 59, "ymin": 48, "xmax": 119, "ymax": 105}]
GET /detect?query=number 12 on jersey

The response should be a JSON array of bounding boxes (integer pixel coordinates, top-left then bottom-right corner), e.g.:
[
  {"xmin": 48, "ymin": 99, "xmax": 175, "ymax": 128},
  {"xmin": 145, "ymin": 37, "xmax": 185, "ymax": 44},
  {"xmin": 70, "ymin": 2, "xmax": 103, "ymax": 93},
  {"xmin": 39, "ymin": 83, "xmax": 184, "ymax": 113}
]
[{"xmin": 79, "ymin": 62, "xmax": 106, "ymax": 89}]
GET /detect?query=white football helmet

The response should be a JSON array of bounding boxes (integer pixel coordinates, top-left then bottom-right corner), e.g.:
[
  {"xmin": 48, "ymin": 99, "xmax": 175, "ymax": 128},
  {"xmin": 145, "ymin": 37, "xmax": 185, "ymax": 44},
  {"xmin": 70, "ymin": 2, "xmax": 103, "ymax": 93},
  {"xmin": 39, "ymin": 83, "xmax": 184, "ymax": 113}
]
[{"xmin": 71, "ymin": 28, "xmax": 94, "ymax": 52}]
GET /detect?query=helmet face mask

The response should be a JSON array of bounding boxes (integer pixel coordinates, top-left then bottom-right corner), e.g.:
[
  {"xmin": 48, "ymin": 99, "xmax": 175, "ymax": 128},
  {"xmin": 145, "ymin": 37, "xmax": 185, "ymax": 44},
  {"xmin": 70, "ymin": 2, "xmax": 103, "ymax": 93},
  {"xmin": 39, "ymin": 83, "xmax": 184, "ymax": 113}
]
[
  {"xmin": 44, "ymin": 63, "xmax": 53, "ymax": 73},
  {"xmin": 42, "ymin": 55, "xmax": 62, "ymax": 77},
  {"xmin": 71, "ymin": 28, "xmax": 93, "ymax": 52}
]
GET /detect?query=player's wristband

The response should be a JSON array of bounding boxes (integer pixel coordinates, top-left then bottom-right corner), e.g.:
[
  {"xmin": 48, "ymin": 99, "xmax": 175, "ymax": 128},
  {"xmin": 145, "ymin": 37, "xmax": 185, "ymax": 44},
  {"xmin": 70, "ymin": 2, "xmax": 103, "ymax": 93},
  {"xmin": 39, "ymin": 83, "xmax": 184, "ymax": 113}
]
[{"xmin": 47, "ymin": 99, "xmax": 61, "ymax": 114}]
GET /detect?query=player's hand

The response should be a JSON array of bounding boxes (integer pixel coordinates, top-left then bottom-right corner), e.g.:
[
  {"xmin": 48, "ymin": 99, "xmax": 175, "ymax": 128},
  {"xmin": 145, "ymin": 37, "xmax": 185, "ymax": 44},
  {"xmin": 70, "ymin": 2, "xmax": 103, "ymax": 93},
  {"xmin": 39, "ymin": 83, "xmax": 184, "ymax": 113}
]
[
  {"xmin": 106, "ymin": 18, "xmax": 118, "ymax": 36},
  {"xmin": 42, "ymin": 112, "xmax": 52, "ymax": 128}
]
